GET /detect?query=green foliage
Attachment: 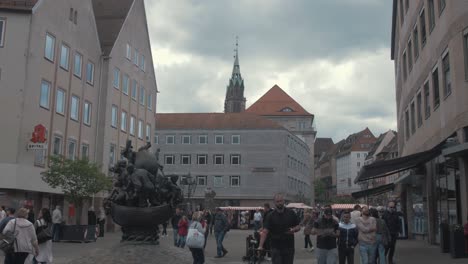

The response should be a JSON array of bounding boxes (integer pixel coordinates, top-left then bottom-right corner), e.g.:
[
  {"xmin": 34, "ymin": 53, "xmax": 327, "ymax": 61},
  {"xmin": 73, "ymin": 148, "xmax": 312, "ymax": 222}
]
[
  {"xmin": 314, "ymin": 179, "xmax": 326, "ymax": 202},
  {"xmin": 41, "ymin": 155, "xmax": 112, "ymax": 206}
]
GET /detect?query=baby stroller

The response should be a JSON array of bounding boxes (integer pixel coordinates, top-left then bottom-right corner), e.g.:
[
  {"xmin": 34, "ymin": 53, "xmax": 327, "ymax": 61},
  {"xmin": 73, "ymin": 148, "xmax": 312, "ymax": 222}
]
[{"xmin": 242, "ymin": 231, "xmax": 267, "ymax": 264}]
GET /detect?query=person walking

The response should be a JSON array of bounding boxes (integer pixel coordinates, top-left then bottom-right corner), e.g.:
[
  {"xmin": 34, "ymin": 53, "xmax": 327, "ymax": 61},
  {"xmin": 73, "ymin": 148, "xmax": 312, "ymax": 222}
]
[
  {"xmin": 301, "ymin": 209, "xmax": 314, "ymax": 251},
  {"xmin": 382, "ymin": 201, "xmax": 401, "ymax": 264},
  {"xmin": 2, "ymin": 207, "xmax": 39, "ymax": 264},
  {"xmin": 51, "ymin": 205, "xmax": 62, "ymax": 242},
  {"xmin": 188, "ymin": 212, "xmax": 205, "ymax": 264},
  {"xmin": 177, "ymin": 215, "xmax": 189, "ymax": 248},
  {"xmin": 34, "ymin": 208, "xmax": 53, "ymax": 264},
  {"xmin": 350, "ymin": 205, "xmax": 361, "ymax": 225},
  {"xmin": 213, "ymin": 208, "xmax": 229, "ymax": 258},
  {"xmin": 0, "ymin": 206, "xmax": 6, "ymax": 221},
  {"xmin": 338, "ymin": 211, "xmax": 358, "ymax": 264},
  {"xmin": 370, "ymin": 208, "xmax": 390, "ymax": 264},
  {"xmin": 171, "ymin": 208, "xmax": 182, "ymax": 246},
  {"xmin": 161, "ymin": 221, "xmax": 168, "ymax": 237},
  {"xmin": 97, "ymin": 208, "xmax": 106, "ymax": 237},
  {"xmin": 0, "ymin": 208, "xmax": 16, "ymax": 264},
  {"xmin": 312, "ymin": 207, "xmax": 339, "ymax": 264},
  {"xmin": 258, "ymin": 193, "xmax": 301, "ymax": 264},
  {"xmin": 355, "ymin": 206, "xmax": 377, "ymax": 264},
  {"xmin": 254, "ymin": 209, "xmax": 263, "ymax": 232}
]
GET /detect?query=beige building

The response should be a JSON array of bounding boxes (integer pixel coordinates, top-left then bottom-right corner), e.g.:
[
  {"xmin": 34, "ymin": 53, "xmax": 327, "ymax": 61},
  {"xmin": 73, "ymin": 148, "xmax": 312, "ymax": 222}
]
[{"xmin": 0, "ymin": 0, "xmax": 156, "ymax": 224}]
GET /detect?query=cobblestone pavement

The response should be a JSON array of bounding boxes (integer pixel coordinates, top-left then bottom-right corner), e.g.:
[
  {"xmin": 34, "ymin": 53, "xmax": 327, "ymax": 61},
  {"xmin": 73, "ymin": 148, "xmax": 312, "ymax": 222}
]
[{"xmin": 1, "ymin": 228, "xmax": 467, "ymax": 263}]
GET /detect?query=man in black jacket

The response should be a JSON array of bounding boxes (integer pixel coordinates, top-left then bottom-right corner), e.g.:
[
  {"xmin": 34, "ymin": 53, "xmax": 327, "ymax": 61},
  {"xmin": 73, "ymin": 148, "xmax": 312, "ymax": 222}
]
[
  {"xmin": 382, "ymin": 201, "xmax": 402, "ymax": 264},
  {"xmin": 338, "ymin": 211, "xmax": 358, "ymax": 264}
]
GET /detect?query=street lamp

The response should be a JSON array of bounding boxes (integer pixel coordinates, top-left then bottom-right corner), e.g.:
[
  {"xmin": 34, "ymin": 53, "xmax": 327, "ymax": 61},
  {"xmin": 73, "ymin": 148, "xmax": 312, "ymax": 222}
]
[{"xmin": 180, "ymin": 173, "xmax": 197, "ymax": 212}]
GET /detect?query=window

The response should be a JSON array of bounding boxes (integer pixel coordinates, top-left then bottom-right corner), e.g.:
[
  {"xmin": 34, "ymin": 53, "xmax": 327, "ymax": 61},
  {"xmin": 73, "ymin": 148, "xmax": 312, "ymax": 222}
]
[
  {"xmin": 44, "ymin": 33, "xmax": 55, "ymax": 61},
  {"xmin": 230, "ymin": 176, "xmax": 240, "ymax": 187},
  {"xmin": 428, "ymin": 0, "xmax": 435, "ymax": 31},
  {"xmin": 230, "ymin": 154, "xmax": 241, "ymax": 165},
  {"xmin": 73, "ymin": 53, "xmax": 82, "ymax": 78},
  {"xmin": 134, "ymin": 49, "xmax": 139, "ymax": 65},
  {"xmin": 402, "ymin": 51, "xmax": 407, "ymax": 81},
  {"xmin": 464, "ymin": 32, "xmax": 468, "ymax": 80},
  {"xmin": 121, "ymin": 111, "xmax": 127, "ymax": 132},
  {"xmin": 34, "ymin": 149, "xmax": 46, "ymax": 167},
  {"xmin": 68, "ymin": 139, "xmax": 76, "ymax": 160},
  {"xmin": 214, "ymin": 154, "xmax": 224, "ymax": 165},
  {"xmin": 53, "ymin": 135, "xmax": 62, "ymax": 156},
  {"xmin": 214, "ymin": 176, "xmax": 224, "ymax": 187},
  {"xmin": 113, "ymin": 68, "xmax": 120, "ymax": 89},
  {"xmin": 405, "ymin": 110, "xmax": 410, "ymax": 140},
  {"xmin": 405, "ymin": 0, "xmax": 409, "ymax": 12},
  {"xmin": 197, "ymin": 176, "xmax": 207, "ymax": 186},
  {"xmin": 40, "ymin": 80, "xmax": 50, "ymax": 109},
  {"xmin": 83, "ymin": 101, "xmax": 91, "ymax": 125},
  {"xmin": 182, "ymin": 135, "xmax": 191, "ymax": 144},
  {"xmin": 424, "ymin": 82, "xmax": 431, "ymax": 118},
  {"xmin": 147, "ymin": 93, "xmax": 152, "ymax": 110},
  {"xmin": 408, "ymin": 40, "xmax": 413, "ymax": 71},
  {"xmin": 86, "ymin": 62, "xmax": 94, "ymax": 85},
  {"xmin": 413, "ymin": 26, "xmax": 419, "ymax": 60},
  {"xmin": 197, "ymin": 154, "xmax": 207, "ymax": 165},
  {"xmin": 439, "ymin": 0, "xmax": 446, "ymax": 14},
  {"xmin": 109, "ymin": 144, "xmax": 116, "ymax": 165},
  {"xmin": 199, "ymin": 135, "xmax": 208, "ymax": 144},
  {"xmin": 357, "ymin": 162, "xmax": 361, "ymax": 167},
  {"xmin": 165, "ymin": 155, "xmax": 175, "ymax": 165},
  {"xmin": 129, "ymin": 115, "xmax": 135, "ymax": 135},
  {"xmin": 73, "ymin": 10, "xmax": 78, "ymax": 24},
  {"xmin": 442, "ymin": 52, "xmax": 451, "ymax": 97},
  {"xmin": 420, "ymin": 9, "xmax": 427, "ymax": 47},
  {"xmin": 154, "ymin": 135, "xmax": 158, "ymax": 144},
  {"xmin": 79, "ymin": 144, "xmax": 88, "ymax": 160},
  {"xmin": 417, "ymin": 93, "xmax": 422, "ymax": 127},
  {"xmin": 131, "ymin": 80, "xmax": 137, "ymax": 100},
  {"xmin": 126, "ymin": 43, "xmax": 131, "ymax": 60},
  {"xmin": 399, "ymin": 0, "xmax": 404, "ymax": 25},
  {"xmin": 166, "ymin": 135, "xmax": 175, "ymax": 144},
  {"xmin": 410, "ymin": 102, "xmax": 416, "ymax": 134},
  {"xmin": 232, "ymin": 135, "xmax": 240, "ymax": 144},
  {"xmin": 432, "ymin": 68, "xmax": 440, "ymax": 109},
  {"xmin": 111, "ymin": 105, "xmax": 118, "ymax": 128},
  {"xmin": 215, "ymin": 135, "xmax": 223, "ymax": 144},
  {"xmin": 138, "ymin": 120, "xmax": 143, "ymax": 139},
  {"xmin": 139, "ymin": 54, "xmax": 145, "ymax": 70},
  {"xmin": 348, "ymin": 178, "xmax": 351, "ymax": 187},
  {"xmin": 0, "ymin": 19, "xmax": 5, "ymax": 47},
  {"xmin": 181, "ymin": 155, "xmax": 191, "ymax": 165},
  {"xmin": 122, "ymin": 74, "xmax": 129, "ymax": 95},
  {"xmin": 60, "ymin": 44, "xmax": 70, "ymax": 70},
  {"xmin": 70, "ymin": 96, "xmax": 79, "ymax": 121},
  {"xmin": 146, "ymin": 124, "xmax": 151, "ymax": 141},
  {"xmin": 69, "ymin": 8, "xmax": 73, "ymax": 21},
  {"xmin": 357, "ymin": 153, "xmax": 360, "ymax": 158},
  {"xmin": 139, "ymin": 85, "xmax": 145, "ymax": 105}
]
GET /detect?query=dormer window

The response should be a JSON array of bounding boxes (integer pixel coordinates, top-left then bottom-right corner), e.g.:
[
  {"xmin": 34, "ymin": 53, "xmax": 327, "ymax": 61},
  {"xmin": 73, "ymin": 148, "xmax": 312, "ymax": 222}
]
[{"xmin": 280, "ymin": 107, "xmax": 294, "ymax": 112}]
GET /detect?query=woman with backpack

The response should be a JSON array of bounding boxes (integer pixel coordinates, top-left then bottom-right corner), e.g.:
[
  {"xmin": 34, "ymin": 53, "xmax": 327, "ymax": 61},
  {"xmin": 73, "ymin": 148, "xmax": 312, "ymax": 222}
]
[{"xmin": 34, "ymin": 208, "xmax": 53, "ymax": 264}]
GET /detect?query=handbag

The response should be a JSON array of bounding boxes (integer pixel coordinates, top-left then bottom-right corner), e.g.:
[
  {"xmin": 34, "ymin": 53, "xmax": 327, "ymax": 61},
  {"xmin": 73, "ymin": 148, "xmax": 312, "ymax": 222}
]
[
  {"xmin": 36, "ymin": 220, "xmax": 53, "ymax": 244},
  {"xmin": 0, "ymin": 219, "xmax": 16, "ymax": 254},
  {"xmin": 186, "ymin": 222, "xmax": 205, "ymax": 249}
]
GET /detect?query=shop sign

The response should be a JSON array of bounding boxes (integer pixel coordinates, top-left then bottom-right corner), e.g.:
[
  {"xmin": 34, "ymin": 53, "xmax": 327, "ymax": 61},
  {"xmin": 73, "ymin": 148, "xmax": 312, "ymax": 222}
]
[{"xmin": 28, "ymin": 124, "xmax": 47, "ymax": 150}]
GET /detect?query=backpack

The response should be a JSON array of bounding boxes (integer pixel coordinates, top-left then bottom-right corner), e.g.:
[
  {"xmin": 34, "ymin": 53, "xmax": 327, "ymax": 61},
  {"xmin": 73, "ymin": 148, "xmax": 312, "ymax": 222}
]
[{"xmin": 36, "ymin": 220, "xmax": 53, "ymax": 244}]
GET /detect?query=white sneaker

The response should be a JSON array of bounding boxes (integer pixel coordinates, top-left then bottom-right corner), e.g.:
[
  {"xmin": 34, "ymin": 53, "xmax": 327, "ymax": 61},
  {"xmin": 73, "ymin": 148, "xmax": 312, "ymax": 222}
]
[
  {"xmin": 308, "ymin": 246, "xmax": 314, "ymax": 252},
  {"xmin": 265, "ymin": 256, "xmax": 271, "ymax": 261}
]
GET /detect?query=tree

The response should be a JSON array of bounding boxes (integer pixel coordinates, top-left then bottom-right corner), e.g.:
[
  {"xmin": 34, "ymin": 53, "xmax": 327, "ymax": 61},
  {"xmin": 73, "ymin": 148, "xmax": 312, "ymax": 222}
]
[
  {"xmin": 41, "ymin": 156, "xmax": 112, "ymax": 224},
  {"xmin": 314, "ymin": 179, "xmax": 327, "ymax": 203}
]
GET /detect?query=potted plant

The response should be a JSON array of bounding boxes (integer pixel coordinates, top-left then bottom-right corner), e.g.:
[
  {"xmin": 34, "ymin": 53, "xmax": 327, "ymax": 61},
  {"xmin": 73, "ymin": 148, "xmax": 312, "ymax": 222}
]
[{"xmin": 449, "ymin": 224, "xmax": 468, "ymax": 258}]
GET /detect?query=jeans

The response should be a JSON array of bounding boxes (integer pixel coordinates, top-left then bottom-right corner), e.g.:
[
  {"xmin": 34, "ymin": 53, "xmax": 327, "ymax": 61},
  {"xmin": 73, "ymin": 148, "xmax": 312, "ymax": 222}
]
[
  {"xmin": 316, "ymin": 248, "xmax": 338, "ymax": 264},
  {"xmin": 214, "ymin": 231, "xmax": 226, "ymax": 257},
  {"xmin": 173, "ymin": 228, "xmax": 179, "ymax": 246},
  {"xmin": 178, "ymin": 235, "xmax": 187, "ymax": 248},
  {"xmin": 52, "ymin": 223, "xmax": 61, "ymax": 241},
  {"xmin": 271, "ymin": 247, "xmax": 295, "ymax": 264},
  {"xmin": 375, "ymin": 234, "xmax": 386, "ymax": 264},
  {"xmin": 190, "ymin": 247, "xmax": 205, "ymax": 264},
  {"xmin": 338, "ymin": 246, "xmax": 354, "ymax": 264},
  {"xmin": 359, "ymin": 242, "xmax": 376, "ymax": 264},
  {"xmin": 4, "ymin": 252, "xmax": 14, "ymax": 264},
  {"xmin": 254, "ymin": 221, "xmax": 261, "ymax": 232},
  {"xmin": 385, "ymin": 234, "xmax": 397, "ymax": 264},
  {"xmin": 304, "ymin": 234, "xmax": 313, "ymax": 248},
  {"xmin": 12, "ymin": 252, "xmax": 29, "ymax": 264}
]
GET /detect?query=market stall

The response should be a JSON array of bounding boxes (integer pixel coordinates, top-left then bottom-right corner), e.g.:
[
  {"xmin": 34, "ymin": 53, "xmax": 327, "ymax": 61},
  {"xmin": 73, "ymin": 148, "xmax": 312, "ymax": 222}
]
[{"xmin": 219, "ymin": 206, "xmax": 263, "ymax": 230}]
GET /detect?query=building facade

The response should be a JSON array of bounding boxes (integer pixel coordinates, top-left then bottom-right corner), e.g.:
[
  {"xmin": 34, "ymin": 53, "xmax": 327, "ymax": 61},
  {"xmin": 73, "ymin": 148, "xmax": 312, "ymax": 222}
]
[{"xmin": 0, "ymin": 0, "xmax": 156, "ymax": 224}]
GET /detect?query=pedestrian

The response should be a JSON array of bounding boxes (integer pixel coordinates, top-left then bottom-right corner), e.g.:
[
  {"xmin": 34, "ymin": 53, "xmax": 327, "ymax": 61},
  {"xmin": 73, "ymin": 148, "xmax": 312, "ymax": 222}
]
[
  {"xmin": 177, "ymin": 215, "xmax": 189, "ymax": 248},
  {"xmin": 0, "ymin": 207, "xmax": 16, "ymax": 264},
  {"xmin": 203, "ymin": 210, "xmax": 212, "ymax": 236},
  {"xmin": 382, "ymin": 201, "xmax": 402, "ymax": 264},
  {"xmin": 301, "ymin": 209, "xmax": 314, "ymax": 251},
  {"xmin": 188, "ymin": 211, "xmax": 205, "ymax": 264},
  {"xmin": 97, "ymin": 207, "xmax": 106, "ymax": 237},
  {"xmin": 27, "ymin": 206, "xmax": 35, "ymax": 224},
  {"xmin": 2, "ymin": 207, "xmax": 39, "ymax": 264},
  {"xmin": 258, "ymin": 193, "xmax": 301, "ymax": 264},
  {"xmin": 338, "ymin": 211, "xmax": 358, "ymax": 264},
  {"xmin": 370, "ymin": 208, "xmax": 390, "ymax": 264},
  {"xmin": 34, "ymin": 208, "xmax": 53, "ymax": 264},
  {"xmin": 350, "ymin": 205, "xmax": 361, "ymax": 225},
  {"xmin": 171, "ymin": 208, "xmax": 182, "ymax": 246},
  {"xmin": 355, "ymin": 206, "xmax": 377, "ymax": 264},
  {"xmin": 323, "ymin": 205, "xmax": 339, "ymax": 222},
  {"xmin": 162, "ymin": 221, "xmax": 168, "ymax": 237},
  {"xmin": 87, "ymin": 207, "xmax": 97, "ymax": 226},
  {"xmin": 254, "ymin": 209, "xmax": 262, "ymax": 232},
  {"xmin": 51, "ymin": 205, "xmax": 62, "ymax": 242},
  {"xmin": 0, "ymin": 206, "xmax": 6, "ymax": 221},
  {"xmin": 213, "ymin": 207, "xmax": 229, "ymax": 258},
  {"xmin": 312, "ymin": 207, "xmax": 339, "ymax": 264}
]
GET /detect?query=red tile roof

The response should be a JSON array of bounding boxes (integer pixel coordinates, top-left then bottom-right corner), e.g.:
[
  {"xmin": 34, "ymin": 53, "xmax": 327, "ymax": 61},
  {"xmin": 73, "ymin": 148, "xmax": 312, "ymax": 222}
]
[
  {"xmin": 155, "ymin": 113, "xmax": 285, "ymax": 130},
  {"xmin": 0, "ymin": 1, "xmax": 37, "ymax": 12},
  {"xmin": 246, "ymin": 85, "xmax": 313, "ymax": 116}
]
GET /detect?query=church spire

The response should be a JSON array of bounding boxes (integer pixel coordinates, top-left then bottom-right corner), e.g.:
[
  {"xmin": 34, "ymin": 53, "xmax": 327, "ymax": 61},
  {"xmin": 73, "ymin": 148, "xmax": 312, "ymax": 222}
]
[{"xmin": 224, "ymin": 36, "xmax": 246, "ymax": 113}]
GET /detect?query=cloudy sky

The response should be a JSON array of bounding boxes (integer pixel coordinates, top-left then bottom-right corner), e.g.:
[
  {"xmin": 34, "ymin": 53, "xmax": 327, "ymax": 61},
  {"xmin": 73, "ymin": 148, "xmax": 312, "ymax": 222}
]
[{"xmin": 145, "ymin": 0, "xmax": 396, "ymax": 142}]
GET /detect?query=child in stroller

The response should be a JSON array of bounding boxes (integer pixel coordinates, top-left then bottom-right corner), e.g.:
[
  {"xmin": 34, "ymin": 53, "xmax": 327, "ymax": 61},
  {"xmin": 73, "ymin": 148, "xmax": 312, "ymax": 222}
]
[{"xmin": 242, "ymin": 231, "xmax": 266, "ymax": 263}]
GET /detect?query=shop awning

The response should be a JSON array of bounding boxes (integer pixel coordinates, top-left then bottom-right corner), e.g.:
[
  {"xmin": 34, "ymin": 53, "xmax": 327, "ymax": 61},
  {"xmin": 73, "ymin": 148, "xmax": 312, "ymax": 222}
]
[
  {"xmin": 442, "ymin": 142, "xmax": 468, "ymax": 157},
  {"xmin": 351, "ymin": 183, "xmax": 395, "ymax": 199},
  {"xmin": 286, "ymin": 203, "xmax": 314, "ymax": 209},
  {"xmin": 219, "ymin": 206, "xmax": 263, "ymax": 211},
  {"xmin": 355, "ymin": 147, "xmax": 441, "ymax": 183}
]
